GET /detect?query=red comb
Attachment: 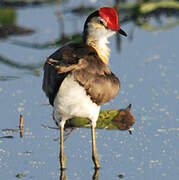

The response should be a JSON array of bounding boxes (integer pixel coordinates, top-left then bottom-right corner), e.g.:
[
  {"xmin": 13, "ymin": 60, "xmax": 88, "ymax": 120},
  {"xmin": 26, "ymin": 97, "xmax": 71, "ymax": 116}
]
[{"xmin": 99, "ymin": 7, "xmax": 120, "ymax": 31}]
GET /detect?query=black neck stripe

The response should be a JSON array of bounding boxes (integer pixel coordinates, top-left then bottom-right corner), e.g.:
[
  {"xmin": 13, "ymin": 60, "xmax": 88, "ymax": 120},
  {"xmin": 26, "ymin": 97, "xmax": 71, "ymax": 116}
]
[{"xmin": 83, "ymin": 10, "xmax": 99, "ymax": 42}]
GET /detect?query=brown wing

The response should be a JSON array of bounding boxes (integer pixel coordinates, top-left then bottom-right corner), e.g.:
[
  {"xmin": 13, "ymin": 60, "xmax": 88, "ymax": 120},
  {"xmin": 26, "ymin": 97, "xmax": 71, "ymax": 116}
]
[
  {"xmin": 42, "ymin": 42, "xmax": 120, "ymax": 106},
  {"xmin": 73, "ymin": 56, "xmax": 120, "ymax": 105},
  {"xmin": 42, "ymin": 43, "xmax": 100, "ymax": 106}
]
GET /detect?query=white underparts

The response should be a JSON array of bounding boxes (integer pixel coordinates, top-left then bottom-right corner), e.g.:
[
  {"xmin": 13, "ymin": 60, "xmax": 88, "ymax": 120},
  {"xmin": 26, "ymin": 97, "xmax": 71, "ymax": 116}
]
[{"xmin": 53, "ymin": 74, "xmax": 100, "ymax": 127}]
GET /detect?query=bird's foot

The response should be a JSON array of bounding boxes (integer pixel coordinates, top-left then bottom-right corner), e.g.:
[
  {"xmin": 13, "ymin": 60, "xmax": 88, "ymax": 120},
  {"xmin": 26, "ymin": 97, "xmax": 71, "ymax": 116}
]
[{"xmin": 92, "ymin": 154, "xmax": 100, "ymax": 169}]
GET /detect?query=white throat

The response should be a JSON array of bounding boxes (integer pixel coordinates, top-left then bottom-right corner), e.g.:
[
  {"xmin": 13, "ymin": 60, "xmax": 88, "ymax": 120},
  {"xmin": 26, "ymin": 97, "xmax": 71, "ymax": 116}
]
[{"xmin": 86, "ymin": 22, "xmax": 115, "ymax": 64}]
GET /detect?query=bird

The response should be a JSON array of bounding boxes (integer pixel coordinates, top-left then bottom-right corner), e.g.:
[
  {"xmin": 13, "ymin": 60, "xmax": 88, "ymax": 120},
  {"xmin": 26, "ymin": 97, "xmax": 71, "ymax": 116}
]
[
  {"xmin": 113, "ymin": 104, "xmax": 136, "ymax": 134},
  {"xmin": 42, "ymin": 7, "xmax": 127, "ymax": 170}
]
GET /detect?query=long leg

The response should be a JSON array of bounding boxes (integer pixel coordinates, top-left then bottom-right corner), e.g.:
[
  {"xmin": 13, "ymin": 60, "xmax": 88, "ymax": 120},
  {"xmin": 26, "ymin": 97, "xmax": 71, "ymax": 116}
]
[
  {"xmin": 60, "ymin": 122, "xmax": 66, "ymax": 170},
  {"xmin": 91, "ymin": 125, "xmax": 100, "ymax": 169}
]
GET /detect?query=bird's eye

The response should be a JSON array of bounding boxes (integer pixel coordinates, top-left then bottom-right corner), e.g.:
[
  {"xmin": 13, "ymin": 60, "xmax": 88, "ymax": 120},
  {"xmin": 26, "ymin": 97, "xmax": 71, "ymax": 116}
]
[{"xmin": 99, "ymin": 20, "xmax": 105, "ymax": 26}]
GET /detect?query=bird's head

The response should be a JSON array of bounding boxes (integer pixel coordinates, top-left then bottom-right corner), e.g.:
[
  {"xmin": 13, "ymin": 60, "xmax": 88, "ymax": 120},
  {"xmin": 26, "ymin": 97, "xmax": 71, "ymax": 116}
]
[
  {"xmin": 113, "ymin": 104, "xmax": 136, "ymax": 133},
  {"xmin": 83, "ymin": 7, "xmax": 127, "ymax": 42}
]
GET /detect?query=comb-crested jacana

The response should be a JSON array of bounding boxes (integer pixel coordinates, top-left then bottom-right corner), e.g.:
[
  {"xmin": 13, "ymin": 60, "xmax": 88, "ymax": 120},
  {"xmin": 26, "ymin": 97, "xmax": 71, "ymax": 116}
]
[{"xmin": 42, "ymin": 7, "xmax": 127, "ymax": 169}]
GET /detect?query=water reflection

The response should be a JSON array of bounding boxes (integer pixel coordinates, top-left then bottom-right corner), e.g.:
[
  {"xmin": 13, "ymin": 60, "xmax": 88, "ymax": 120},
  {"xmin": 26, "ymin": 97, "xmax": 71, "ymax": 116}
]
[
  {"xmin": 10, "ymin": 1, "xmax": 179, "ymax": 50},
  {"xmin": 0, "ymin": 55, "xmax": 43, "ymax": 70},
  {"xmin": 0, "ymin": 75, "xmax": 19, "ymax": 81},
  {"xmin": 0, "ymin": 24, "xmax": 34, "ymax": 39},
  {"xmin": 0, "ymin": 8, "xmax": 35, "ymax": 39},
  {"xmin": 59, "ymin": 169, "xmax": 99, "ymax": 180},
  {"xmin": 59, "ymin": 170, "xmax": 66, "ymax": 180},
  {"xmin": 0, "ymin": 8, "xmax": 41, "ymax": 77},
  {"xmin": 12, "ymin": 33, "xmax": 82, "ymax": 49},
  {"xmin": 92, "ymin": 169, "xmax": 99, "ymax": 180},
  {"xmin": 0, "ymin": 0, "xmax": 63, "ymax": 8}
]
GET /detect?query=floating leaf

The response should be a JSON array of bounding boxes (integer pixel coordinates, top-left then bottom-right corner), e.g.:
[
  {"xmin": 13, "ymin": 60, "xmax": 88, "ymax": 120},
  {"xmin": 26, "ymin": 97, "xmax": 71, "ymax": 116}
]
[
  {"xmin": 66, "ymin": 104, "xmax": 136, "ymax": 131},
  {"xmin": 16, "ymin": 173, "xmax": 25, "ymax": 178},
  {"xmin": 140, "ymin": 1, "xmax": 179, "ymax": 14},
  {"xmin": 0, "ymin": 8, "xmax": 16, "ymax": 25}
]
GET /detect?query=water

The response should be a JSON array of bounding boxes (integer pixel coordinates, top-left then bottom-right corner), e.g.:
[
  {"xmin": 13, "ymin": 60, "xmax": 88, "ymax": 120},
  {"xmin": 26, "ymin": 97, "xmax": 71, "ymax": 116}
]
[{"xmin": 0, "ymin": 1, "xmax": 179, "ymax": 179}]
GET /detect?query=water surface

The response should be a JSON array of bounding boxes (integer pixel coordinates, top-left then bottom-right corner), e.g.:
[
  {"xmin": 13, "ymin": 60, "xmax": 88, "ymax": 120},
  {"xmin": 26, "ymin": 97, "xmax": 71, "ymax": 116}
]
[{"xmin": 0, "ymin": 1, "xmax": 179, "ymax": 179}]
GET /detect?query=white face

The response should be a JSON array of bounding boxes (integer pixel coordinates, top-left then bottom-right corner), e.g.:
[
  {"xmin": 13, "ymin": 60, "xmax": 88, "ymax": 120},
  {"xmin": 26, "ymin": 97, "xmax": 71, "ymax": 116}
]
[
  {"xmin": 87, "ymin": 17, "xmax": 116, "ymax": 40},
  {"xmin": 97, "ymin": 26, "xmax": 115, "ymax": 38},
  {"xmin": 86, "ymin": 16, "xmax": 116, "ymax": 64}
]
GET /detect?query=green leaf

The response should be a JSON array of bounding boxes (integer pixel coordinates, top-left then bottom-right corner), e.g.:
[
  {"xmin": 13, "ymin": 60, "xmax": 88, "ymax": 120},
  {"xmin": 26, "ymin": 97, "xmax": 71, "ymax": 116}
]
[
  {"xmin": 66, "ymin": 104, "xmax": 136, "ymax": 131},
  {"xmin": 0, "ymin": 8, "xmax": 16, "ymax": 25}
]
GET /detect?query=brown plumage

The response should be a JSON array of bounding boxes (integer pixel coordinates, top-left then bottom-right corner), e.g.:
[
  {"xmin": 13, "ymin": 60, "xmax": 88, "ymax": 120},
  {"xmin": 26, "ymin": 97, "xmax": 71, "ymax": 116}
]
[
  {"xmin": 42, "ymin": 7, "xmax": 127, "ymax": 170},
  {"xmin": 42, "ymin": 42, "xmax": 120, "ymax": 106},
  {"xmin": 113, "ymin": 104, "xmax": 135, "ymax": 132}
]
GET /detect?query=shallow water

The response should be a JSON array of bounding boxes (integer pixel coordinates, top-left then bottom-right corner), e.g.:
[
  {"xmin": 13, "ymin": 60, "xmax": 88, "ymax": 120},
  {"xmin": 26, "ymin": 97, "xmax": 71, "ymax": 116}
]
[{"xmin": 0, "ymin": 1, "xmax": 179, "ymax": 179}]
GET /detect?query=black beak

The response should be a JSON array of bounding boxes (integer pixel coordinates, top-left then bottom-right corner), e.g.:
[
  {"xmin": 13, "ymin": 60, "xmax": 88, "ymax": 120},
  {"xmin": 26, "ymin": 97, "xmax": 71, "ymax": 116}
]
[
  {"xmin": 118, "ymin": 28, "xmax": 127, "ymax": 37},
  {"xmin": 128, "ymin": 129, "xmax": 132, "ymax": 135},
  {"xmin": 126, "ymin": 104, "xmax": 132, "ymax": 111}
]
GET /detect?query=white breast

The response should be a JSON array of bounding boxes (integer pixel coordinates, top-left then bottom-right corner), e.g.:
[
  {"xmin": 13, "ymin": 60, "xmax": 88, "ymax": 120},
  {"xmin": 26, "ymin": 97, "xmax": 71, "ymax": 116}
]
[{"xmin": 53, "ymin": 74, "xmax": 100, "ymax": 127}]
